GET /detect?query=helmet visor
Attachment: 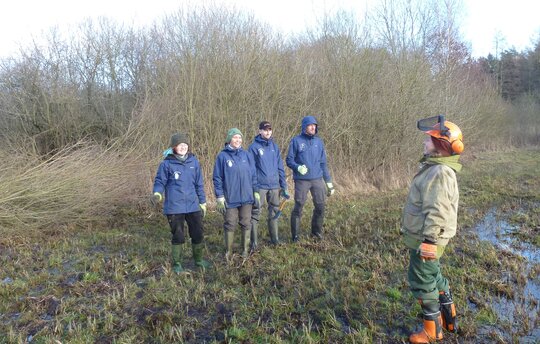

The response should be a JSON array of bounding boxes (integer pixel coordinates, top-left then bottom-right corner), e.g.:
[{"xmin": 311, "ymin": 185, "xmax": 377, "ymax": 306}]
[{"xmin": 417, "ymin": 115, "xmax": 449, "ymax": 135}]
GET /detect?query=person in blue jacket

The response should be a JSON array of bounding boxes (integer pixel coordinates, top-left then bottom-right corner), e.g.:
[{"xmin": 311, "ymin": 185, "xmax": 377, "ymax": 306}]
[
  {"xmin": 213, "ymin": 128, "xmax": 260, "ymax": 259},
  {"xmin": 286, "ymin": 116, "xmax": 334, "ymax": 242},
  {"xmin": 151, "ymin": 133, "xmax": 210, "ymax": 274},
  {"xmin": 248, "ymin": 121, "xmax": 289, "ymax": 250}
]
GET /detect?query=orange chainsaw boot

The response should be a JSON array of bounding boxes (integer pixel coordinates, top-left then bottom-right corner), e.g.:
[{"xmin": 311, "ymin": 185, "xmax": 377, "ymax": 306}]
[{"xmin": 409, "ymin": 312, "xmax": 443, "ymax": 343}]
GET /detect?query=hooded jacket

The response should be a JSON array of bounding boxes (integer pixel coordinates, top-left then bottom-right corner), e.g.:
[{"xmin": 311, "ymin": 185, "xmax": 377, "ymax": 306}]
[
  {"xmin": 401, "ymin": 162, "xmax": 459, "ymax": 248},
  {"xmin": 248, "ymin": 135, "xmax": 287, "ymax": 190},
  {"xmin": 213, "ymin": 145, "xmax": 259, "ymax": 208},
  {"xmin": 153, "ymin": 153, "xmax": 206, "ymax": 215},
  {"xmin": 286, "ymin": 116, "xmax": 332, "ymax": 182}
]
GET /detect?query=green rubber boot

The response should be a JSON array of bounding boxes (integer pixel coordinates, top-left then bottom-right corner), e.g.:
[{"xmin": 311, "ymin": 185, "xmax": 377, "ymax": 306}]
[
  {"xmin": 171, "ymin": 244, "xmax": 184, "ymax": 274},
  {"xmin": 268, "ymin": 218, "xmax": 280, "ymax": 245},
  {"xmin": 224, "ymin": 230, "xmax": 235, "ymax": 260},
  {"xmin": 192, "ymin": 243, "xmax": 211, "ymax": 270},
  {"xmin": 241, "ymin": 229, "xmax": 251, "ymax": 258}
]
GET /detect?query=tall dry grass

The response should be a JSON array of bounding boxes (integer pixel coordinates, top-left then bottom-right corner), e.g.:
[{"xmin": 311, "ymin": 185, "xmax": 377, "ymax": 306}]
[{"xmin": 0, "ymin": 141, "xmax": 144, "ymax": 231}]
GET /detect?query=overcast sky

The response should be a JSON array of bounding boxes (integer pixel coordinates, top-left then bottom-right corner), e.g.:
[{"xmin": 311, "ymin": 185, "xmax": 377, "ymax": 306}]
[{"xmin": 0, "ymin": 0, "xmax": 539, "ymax": 59}]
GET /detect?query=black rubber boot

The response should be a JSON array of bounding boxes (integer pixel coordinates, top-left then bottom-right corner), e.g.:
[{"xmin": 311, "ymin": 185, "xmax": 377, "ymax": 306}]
[
  {"xmin": 291, "ymin": 217, "xmax": 300, "ymax": 242},
  {"xmin": 439, "ymin": 290, "xmax": 458, "ymax": 333},
  {"xmin": 250, "ymin": 221, "xmax": 258, "ymax": 252}
]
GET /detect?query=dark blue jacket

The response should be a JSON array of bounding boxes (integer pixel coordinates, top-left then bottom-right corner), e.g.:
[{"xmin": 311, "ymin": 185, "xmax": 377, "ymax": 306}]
[
  {"xmin": 213, "ymin": 145, "xmax": 258, "ymax": 208},
  {"xmin": 248, "ymin": 135, "xmax": 287, "ymax": 190},
  {"xmin": 286, "ymin": 116, "xmax": 332, "ymax": 182},
  {"xmin": 153, "ymin": 153, "xmax": 206, "ymax": 215}
]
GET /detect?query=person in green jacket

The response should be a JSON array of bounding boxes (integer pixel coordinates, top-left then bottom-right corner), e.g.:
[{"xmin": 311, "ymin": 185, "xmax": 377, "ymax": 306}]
[{"xmin": 401, "ymin": 115, "xmax": 463, "ymax": 343}]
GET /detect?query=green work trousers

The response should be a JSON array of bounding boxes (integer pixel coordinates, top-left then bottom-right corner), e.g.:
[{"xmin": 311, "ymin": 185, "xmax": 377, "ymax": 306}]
[{"xmin": 408, "ymin": 248, "xmax": 449, "ymax": 312}]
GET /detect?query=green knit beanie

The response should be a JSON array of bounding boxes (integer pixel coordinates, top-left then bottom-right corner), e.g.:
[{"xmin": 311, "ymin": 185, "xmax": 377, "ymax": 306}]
[
  {"xmin": 170, "ymin": 132, "xmax": 189, "ymax": 147},
  {"xmin": 226, "ymin": 128, "xmax": 243, "ymax": 143}
]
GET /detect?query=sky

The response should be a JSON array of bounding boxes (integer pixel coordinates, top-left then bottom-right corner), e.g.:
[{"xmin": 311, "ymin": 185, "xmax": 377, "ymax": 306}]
[{"xmin": 0, "ymin": 0, "xmax": 539, "ymax": 59}]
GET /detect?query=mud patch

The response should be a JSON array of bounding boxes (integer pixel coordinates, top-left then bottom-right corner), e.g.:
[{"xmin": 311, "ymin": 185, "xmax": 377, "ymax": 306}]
[{"xmin": 475, "ymin": 208, "xmax": 540, "ymax": 342}]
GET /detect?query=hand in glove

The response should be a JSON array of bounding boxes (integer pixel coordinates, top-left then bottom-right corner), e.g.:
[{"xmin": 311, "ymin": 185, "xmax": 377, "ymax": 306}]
[
  {"xmin": 150, "ymin": 192, "xmax": 162, "ymax": 207},
  {"xmin": 253, "ymin": 192, "xmax": 261, "ymax": 208},
  {"xmin": 297, "ymin": 165, "xmax": 308, "ymax": 175},
  {"xmin": 280, "ymin": 189, "xmax": 290, "ymax": 199},
  {"xmin": 418, "ymin": 240, "xmax": 437, "ymax": 261},
  {"xmin": 199, "ymin": 203, "xmax": 207, "ymax": 218},
  {"xmin": 326, "ymin": 182, "xmax": 335, "ymax": 197},
  {"xmin": 216, "ymin": 197, "xmax": 226, "ymax": 215}
]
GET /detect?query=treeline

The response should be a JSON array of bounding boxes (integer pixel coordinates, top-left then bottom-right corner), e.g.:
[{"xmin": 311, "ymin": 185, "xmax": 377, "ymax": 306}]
[
  {"xmin": 478, "ymin": 43, "xmax": 540, "ymax": 145},
  {"xmin": 0, "ymin": 1, "xmax": 536, "ymax": 230}
]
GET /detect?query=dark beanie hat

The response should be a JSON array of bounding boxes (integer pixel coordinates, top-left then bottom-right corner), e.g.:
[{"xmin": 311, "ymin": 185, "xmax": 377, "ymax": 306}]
[
  {"xmin": 431, "ymin": 136, "xmax": 453, "ymax": 157},
  {"xmin": 170, "ymin": 133, "xmax": 189, "ymax": 147},
  {"xmin": 226, "ymin": 128, "xmax": 243, "ymax": 143}
]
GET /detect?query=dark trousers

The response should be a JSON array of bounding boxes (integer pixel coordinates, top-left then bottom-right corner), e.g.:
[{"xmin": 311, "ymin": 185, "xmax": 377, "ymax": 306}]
[
  {"xmin": 224, "ymin": 204, "xmax": 252, "ymax": 232},
  {"xmin": 291, "ymin": 178, "xmax": 326, "ymax": 235},
  {"xmin": 167, "ymin": 211, "xmax": 204, "ymax": 245},
  {"xmin": 251, "ymin": 188, "xmax": 280, "ymax": 224}
]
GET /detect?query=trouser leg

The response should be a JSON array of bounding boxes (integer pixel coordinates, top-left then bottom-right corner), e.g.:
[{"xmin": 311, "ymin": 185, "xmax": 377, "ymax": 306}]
[
  {"xmin": 185, "ymin": 211, "xmax": 210, "ymax": 269},
  {"xmin": 291, "ymin": 180, "xmax": 309, "ymax": 242},
  {"xmin": 310, "ymin": 178, "xmax": 326, "ymax": 238},
  {"xmin": 167, "ymin": 214, "xmax": 187, "ymax": 274},
  {"xmin": 238, "ymin": 204, "xmax": 252, "ymax": 258},
  {"xmin": 250, "ymin": 189, "xmax": 268, "ymax": 251},
  {"xmin": 168, "ymin": 214, "xmax": 187, "ymax": 245},
  {"xmin": 224, "ymin": 208, "xmax": 239, "ymax": 258},
  {"xmin": 267, "ymin": 189, "xmax": 281, "ymax": 244}
]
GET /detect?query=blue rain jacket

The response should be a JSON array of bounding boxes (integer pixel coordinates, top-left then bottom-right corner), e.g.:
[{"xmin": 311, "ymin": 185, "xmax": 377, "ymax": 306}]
[
  {"xmin": 153, "ymin": 153, "xmax": 206, "ymax": 215},
  {"xmin": 286, "ymin": 116, "xmax": 332, "ymax": 182},
  {"xmin": 248, "ymin": 135, "xmax": 287, "ymax": 190},
  {"xmin": 213, "ymin": 145, "xmax": 258, "ymax": 208}
]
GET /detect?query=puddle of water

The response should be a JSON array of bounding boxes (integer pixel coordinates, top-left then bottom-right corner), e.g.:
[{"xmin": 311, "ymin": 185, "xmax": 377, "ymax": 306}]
[{"xmin": 475, "ymin": 208, "xmax": 540, "ymax": 341}]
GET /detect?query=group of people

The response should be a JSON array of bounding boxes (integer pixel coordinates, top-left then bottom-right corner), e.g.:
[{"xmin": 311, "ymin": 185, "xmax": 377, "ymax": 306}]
[
  {"xmin": 151, "ymin": 114, "xmax": 463, "ymax": 344},
  {"xmin": 151, "ymin": 115, "xmax": 334, "ymax": 271}
]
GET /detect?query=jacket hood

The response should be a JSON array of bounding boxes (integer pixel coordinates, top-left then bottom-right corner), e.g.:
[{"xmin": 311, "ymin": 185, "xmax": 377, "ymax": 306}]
[
  {"xmin": 254, "ymin": 134, "xmax": 272, "ymax": 144},
  {"xmin": 301, "ymin": 116, "xmax": 318, "ymax": 135}
]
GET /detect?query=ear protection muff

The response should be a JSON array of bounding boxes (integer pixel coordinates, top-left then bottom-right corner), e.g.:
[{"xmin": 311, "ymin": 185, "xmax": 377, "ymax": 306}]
[{"xmin": 451, "ymin": 139, "xmax": 464, "ymax": 155}]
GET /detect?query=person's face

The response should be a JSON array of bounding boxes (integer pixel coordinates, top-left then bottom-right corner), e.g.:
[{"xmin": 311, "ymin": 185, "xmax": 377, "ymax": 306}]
[
  {"xmin": 423, "ymin": 136, "xmax": 436, "ymax": 156},
  {"xmin": 259, "ymin": 128, "xmax": 272, "ymax": 140},
  {"xmin": 230, "ymin": 134, "xmax": 242, "ymax": 149},
  {"xmin": 173, "ymin": 143, "xmax": 189, "ymax": 155},
  {"xmin": 305, "ymin": 124, "xmax": 317, "ymax": 136}
]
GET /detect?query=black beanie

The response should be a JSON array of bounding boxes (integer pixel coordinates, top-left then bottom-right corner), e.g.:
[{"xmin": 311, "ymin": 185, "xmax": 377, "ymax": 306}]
[{"xmin": 170, "ymin": 133, "xmax": 189, "ymax": 147}]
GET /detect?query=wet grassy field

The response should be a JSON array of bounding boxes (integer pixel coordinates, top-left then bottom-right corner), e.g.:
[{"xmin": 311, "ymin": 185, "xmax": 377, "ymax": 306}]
[{"xmin": 1, "ymin": 148, "xmax": 539, "ymax": 343}]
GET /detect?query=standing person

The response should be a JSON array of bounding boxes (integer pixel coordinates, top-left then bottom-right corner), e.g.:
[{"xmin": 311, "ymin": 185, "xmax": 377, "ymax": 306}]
[
  {"xmin": 248, "ymin": 121, "xmax": 289, "ymax": 249},
  {"xmin": 151, "ymin": 133, "xmax": 210, "ymax": 274},
  {"xmin": 213, "ymin": 128, "xmax": 260, "ymax": 259},
  {"xmin": 286, "ymin": 116, "xmax": 334, "ymax": 242},
  {"xmin": 402, "ymin": 115, "xmax": 462, "ymax": 343}
]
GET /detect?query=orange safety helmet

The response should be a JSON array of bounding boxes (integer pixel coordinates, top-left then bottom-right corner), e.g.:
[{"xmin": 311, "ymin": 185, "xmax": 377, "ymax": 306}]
[{"xmin": 417, "ymin": 115, "xmax": 464, "ymax": 154}]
